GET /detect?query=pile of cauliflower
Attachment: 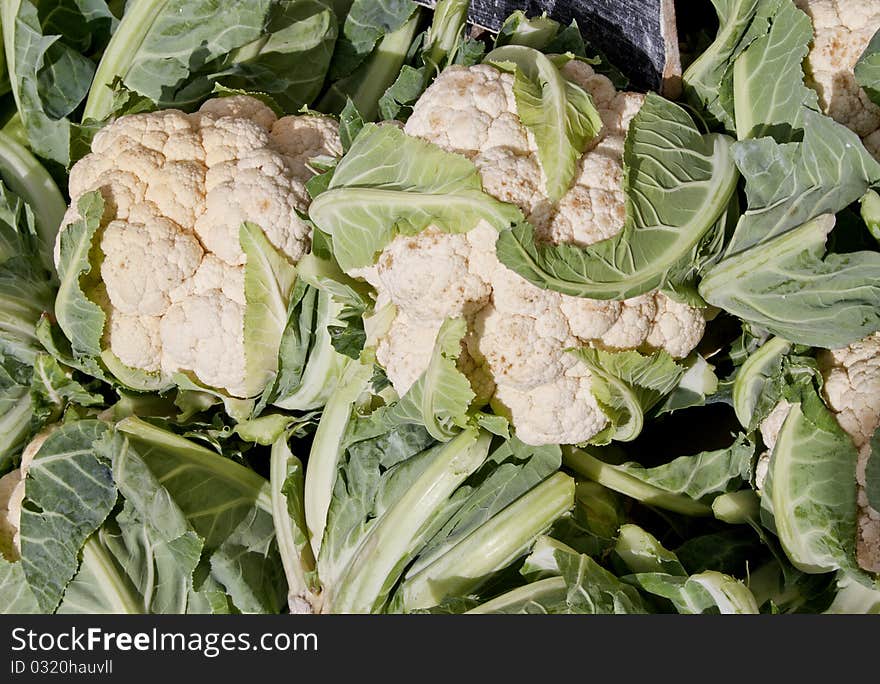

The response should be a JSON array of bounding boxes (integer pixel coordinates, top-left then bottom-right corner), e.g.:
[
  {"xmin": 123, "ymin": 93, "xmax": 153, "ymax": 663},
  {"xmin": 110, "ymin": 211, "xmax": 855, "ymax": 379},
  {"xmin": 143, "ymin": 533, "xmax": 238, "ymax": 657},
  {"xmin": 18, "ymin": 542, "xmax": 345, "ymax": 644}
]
[
  {"xmin": 60, "ymin": 96, "xmax": 341, "ymax": 397},
  {"xmin": 796, "ymin": 0, "xmax": 880, "ymax": 158},
  {"xmin": 351, "ymin": 62, "xmax": 707, "ymax": 446}
]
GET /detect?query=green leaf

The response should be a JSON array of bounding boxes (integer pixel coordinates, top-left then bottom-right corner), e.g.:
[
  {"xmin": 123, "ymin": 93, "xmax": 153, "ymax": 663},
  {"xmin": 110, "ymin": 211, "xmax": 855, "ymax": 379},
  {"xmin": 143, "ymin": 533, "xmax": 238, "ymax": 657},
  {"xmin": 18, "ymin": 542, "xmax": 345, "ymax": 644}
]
[
  {"xmin": 407, "ymin": 437, "xmax": 562, "ymax": 577},
  {"xmin": 609, "ymin": 436, "xmax": 754, "ymax": 502},
  {"xmin": 422, "ymin": 0, "xmax": 469, "ymax": 68},
  {"xmin": 213, "ymin": 0, "xmax": 339, "ymax": 112},
  {"xmin": 653, "ymin": 355, "xmax": 719, "ymax": 416},
  {"xmin": 308, "ymin": 123, "xmax": 523, "ymax": 272},
  {"xmin": 614, "ymin": 524, "xmax": 687, "ymax": 576},
  {"xmin": 765, "ymin": 391, "xmax": 860, "ymax": 575},
  {"xmin": 494, "ymin": 11, "xmax": 560, "ymax": 50},
  {"xmin": 855, "ymin": 28, "xmax": 880, "ymax": 107},
  {"xmin": 700, "ymin": 214, "xmax": 880, "ymax": 349},
  {"xmin": 316, "ymin": 11, "xmax": 420, "ymax": 120},
  {"xmin": 727, "ymin": 110, "xmax": 880, "ymax": 255},
  {"xmin": 377, "ymin": 64, "xmax": 425, "ymax": 121},
  {"xmin": 571, "ymin": 348, "xmax": 684, "ymax": 444},
  {"xmin": 1, "ymin": 0, "xmax": 97, "ymax": 166},
  {"xmin": 563, "ymin": 441, "xmax": 751, "ymax": 517},
  {"xmin": 270, "ymin": 435, "xmax": 317, "ymax": 612},
  {"xmin": 326, "ymin": 428, "xmax": 492, "ymax": 613},
  {"xmin": 475, "ymin": 539, "xmax": 647, "ymax": 614},
  {"xmin": 56, "ymin": 534, "xmax": 143, "ymax": 614},
  {"xmin": 0, "ymin": 557, "xmax": 40, "ymax": 613},
  {"xmin": 352, "ymin": 318, "xmax": 475, "ymax": 442},
  {"xmin": 60, "ymin": 435, "xmax": 205, "ymax": 615},
  {"xmin": 328, "ymin": 0, "xmax": 416, "ymax": 80},
  {"xmin": 241, "ymin": 221, "xmax": 298, "ymax": 398},
  {"xmin": 495, "ymin": 94, "xmax": 738, "ymax": 299},
  {"xmin": 85, "ymin": 0, "xmax": 337, "ymax": 121},
  {"xmin": 396, "ymin": 472, "xmax": 575, "ymax": 611},
  {"xmin": 732, "ymin": 336, "xmax": 792, "ymax": 430},
  {"xmin": 339, "ymin": 98, "xmax": 365, "ymax": 153},
  {"xmin": 486, "ymin": 45, "xmax": 603, "ymax": 202},
  {"xmin": 0, "ymin": 131, "xmax": 66, "ymax": 275},
  {"xmin": 270, "ymin": 279, "xmax": 352, "ymax": 412},
  {"xmin": 731, "ymin": 0, "xmax": 818, "ymax": 141},
  {"xmin": 19, "ymin": 420, "xmax": 116, "ymax": 613},
  {"xmin": 680, "ymin": 0, "xmax": 779, "ymax": 133},
  {"xmin": 627, "ymin": 570, "xmax": 759, "ymax": 614},
  {"xmin": 54, "ymin": 191, "xmax": 106, "ymax": 359},
  {"xmin": 29, "ymin": 353, "xmax": 104, "ymax": 425},
  {"xmin": 861, "ymin": 189, "xmax": 880, "ymax": 245}
]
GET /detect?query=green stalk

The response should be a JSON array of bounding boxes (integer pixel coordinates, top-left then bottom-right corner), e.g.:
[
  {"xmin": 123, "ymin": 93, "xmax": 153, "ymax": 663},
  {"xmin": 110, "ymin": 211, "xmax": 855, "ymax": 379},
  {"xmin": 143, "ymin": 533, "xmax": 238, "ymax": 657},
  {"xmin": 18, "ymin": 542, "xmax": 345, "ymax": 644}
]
[
  {"xmin": 465, "ymin": 577, "xmax": 568, "ymax": 614},
  {"xmin": 0, "ymin": 131, "xmax": 67, "ymax": 275},
  {"xmin": 327, "ymin": 428, "xmax": 492, "ymax": 614},
  {"xmin": 318, "ymin": 11, "xmax": 421, "ymax": 120},
  {"xmin": 398, "ymin": 472, "xmax": 575, "ymax": 612},
  {"xmin": 83, "ymin": 0, "xmax": 170, "ymax": 121},
  {"xmin": 563, "ymin": 446, "xmax": 713, "ymax": 517},
  {"xmin": 423, "ymin": 0, "xmax": 469, "ymax": 68},
  {"xmin": 303, "ymin": 360, "xmax": 372, "ymax": 558},
  {"xmin": 270, "ymin": 437, "xmax": 318, "ymax": 613}
]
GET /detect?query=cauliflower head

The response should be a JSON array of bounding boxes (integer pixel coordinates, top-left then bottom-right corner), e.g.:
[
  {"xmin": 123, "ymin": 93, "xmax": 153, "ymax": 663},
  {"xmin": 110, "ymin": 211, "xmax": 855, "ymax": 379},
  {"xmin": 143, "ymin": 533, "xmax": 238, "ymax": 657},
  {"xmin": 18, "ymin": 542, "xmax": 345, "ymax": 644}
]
[
  {"xmin": 356, "ymin": 63, "xmax": 706, "ymax": 446},
  {"xmin": 795, "ymin": 0, "xmax": 880, "ymax": 158},
  {"xmin": 57, "ymin": 96, "xmax": 341, "ymax": 397}
]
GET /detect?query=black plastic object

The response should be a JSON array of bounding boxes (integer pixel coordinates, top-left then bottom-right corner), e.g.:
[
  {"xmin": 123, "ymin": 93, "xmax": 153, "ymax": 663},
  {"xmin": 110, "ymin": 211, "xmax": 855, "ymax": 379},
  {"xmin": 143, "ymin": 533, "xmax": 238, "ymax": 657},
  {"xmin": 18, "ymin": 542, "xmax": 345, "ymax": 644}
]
[{"xmin": 415, "ymin": 0, "xmax": 681, "ymax": 94}]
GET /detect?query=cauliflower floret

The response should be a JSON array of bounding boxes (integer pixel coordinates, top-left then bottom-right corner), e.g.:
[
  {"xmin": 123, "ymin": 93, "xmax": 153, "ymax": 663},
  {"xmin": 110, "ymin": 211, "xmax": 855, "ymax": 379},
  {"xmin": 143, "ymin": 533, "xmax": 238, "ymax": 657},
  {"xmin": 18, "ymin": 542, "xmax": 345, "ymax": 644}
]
[
  {"xmin": 375, "ymin": 312, "xmax": 443, "ymax": 394},
  {"xmin": 0, "ymin": 469, "xmax": 22, "ymax": 561},
  {"xmin": 795, "ymin": 0, "xmax": 880, "ymax": 158},
  {"xmin": 755, "ymin": 399, "xmax": 794, "ymax": 491},
  {"xmin": 645, "ymin": 293, "xmax": 707, "ymax": 359},
  {"xmin": 491, "ymin": 375, "xmax": 607, "ymax": 446},
  {"xmin": 106, "ymin": 312, "xmax": 163, "ymax": 373},
  {"xmin": 160, "ymin": 293, "xmax": 247, "ymax": 397},
  {"xmin": 0, "ymin": 427, "xmax": 59, "ymax": 561},
  {"xmin": 818, "ymin": 332, "xmax": 880, "ymax": 572},
  {"xmin": 405, "ymin": 65, "xmax": 529, "ymax": 157},
  {"xmin": 99, "ymin": 207, "xmax": 203, "ymax": 316},
  {"xmin": 271, "ymin": 115, "xmax": 344, "ymax": 179},
  {"xmin": 57, "ymin": 96, "xmax": 340, "ymax": 398},
  {"xmin": 374, "ymin": 229, "xmax": 492, "ymax": 323},
  {"xmin": 358, "ymin": 64, "xmax": 708, "ymax": 446},
  {"xmin": 470, "ymin": 305, "xmax": 575, "ymax": 390}
]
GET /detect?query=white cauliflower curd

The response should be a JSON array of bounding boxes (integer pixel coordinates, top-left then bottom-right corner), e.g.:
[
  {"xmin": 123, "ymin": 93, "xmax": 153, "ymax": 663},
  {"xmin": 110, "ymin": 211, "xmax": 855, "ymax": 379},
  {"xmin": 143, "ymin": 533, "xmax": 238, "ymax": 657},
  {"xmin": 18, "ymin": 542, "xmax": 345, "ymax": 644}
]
[
  {"xmin": 58, "ymin": 96, "xmax": 341, "ymax": 397},
  {"xmin": 354, "ymin": 63, "xmax": 707, "ymax": 446},
  {"xmin": 795, "ymin": 0, "xmax": 880, "ymax": 158}
]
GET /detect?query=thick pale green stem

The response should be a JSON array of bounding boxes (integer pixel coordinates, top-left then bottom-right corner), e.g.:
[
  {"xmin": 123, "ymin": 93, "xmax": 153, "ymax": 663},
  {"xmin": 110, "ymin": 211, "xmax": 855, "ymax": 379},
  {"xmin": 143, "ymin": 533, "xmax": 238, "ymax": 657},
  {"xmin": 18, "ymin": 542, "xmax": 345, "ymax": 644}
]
[
  {"xmin": 399, "ymin": 472, "xmax": 575, "ymax": 611},
  {"xmin": 327, "ymin": 429, "xmax": 491, "ymax": 614},
  {"xmin": 303, "ymin": 361, "xmax": 372, "ymax": 558},
  {"xmin": 465, "ymin": 577, "xmax": 567, "ymax": 614},
  {"xmin": 563, "ymin": 446, "xmax": 712, "ymax": 517},
  {"xmin": 83, "ymin": 0, "xmax": 170, "ymax": 121},
  {"xmin": 270, "ymin": 437, "xmax": 318, "ymax": 613}
]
